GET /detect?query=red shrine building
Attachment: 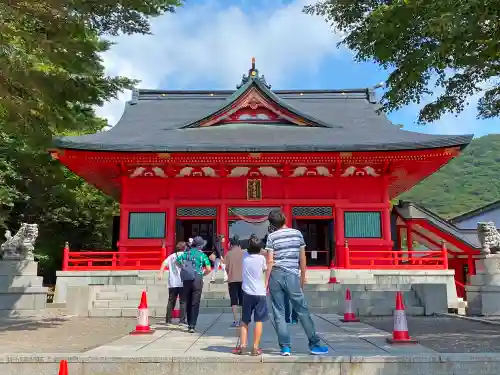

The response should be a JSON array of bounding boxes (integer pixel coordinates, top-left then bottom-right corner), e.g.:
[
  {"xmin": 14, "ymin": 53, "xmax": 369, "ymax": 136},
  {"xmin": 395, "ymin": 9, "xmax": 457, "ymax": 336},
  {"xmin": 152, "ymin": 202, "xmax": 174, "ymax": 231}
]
[{"xmin": 51, "ymin": 59, "xmax": 480, "ymax": 298}]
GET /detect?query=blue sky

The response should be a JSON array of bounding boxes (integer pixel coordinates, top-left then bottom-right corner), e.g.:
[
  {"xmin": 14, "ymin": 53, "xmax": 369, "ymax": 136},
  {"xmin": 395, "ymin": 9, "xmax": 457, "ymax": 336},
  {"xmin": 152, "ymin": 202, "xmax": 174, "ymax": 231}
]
[{"xmin": 97, "ymin": 0, "xmax": 498, "ymax": 137}]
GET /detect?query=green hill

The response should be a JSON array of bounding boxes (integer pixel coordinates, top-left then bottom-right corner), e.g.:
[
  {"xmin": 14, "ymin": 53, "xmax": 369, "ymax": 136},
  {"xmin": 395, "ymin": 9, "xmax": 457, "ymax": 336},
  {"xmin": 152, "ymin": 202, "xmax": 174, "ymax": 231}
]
[{"xmin": 400, "ymin": 134, "xmax": 500, "ymax": 219}]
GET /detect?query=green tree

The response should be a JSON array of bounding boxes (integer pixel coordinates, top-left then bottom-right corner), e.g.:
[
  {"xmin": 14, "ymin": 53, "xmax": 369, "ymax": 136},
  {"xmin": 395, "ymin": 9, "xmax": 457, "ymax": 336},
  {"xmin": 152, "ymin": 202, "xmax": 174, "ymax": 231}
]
[
  {"xmin": 0, "ymin": 0, "xmax": 182, "ymax": 279},
  {"xmin": 304, "ymin": 0, "xmax": 500, "ymax": 123},
  {"xmin": 401, "ymin": 134, "xmax": 500, "ymax": 218}
]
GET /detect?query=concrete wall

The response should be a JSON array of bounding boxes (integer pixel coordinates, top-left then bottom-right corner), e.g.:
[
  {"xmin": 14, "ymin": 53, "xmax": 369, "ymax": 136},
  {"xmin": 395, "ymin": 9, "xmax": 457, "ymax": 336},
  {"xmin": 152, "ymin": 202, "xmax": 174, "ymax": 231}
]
[
  {"xmin": 1, "ymin": 353, "xmax": 500, "ymax": 375},
  {"xmin": 0, "ymin": 261, "xmax": 47, "ymax": 317},
  {"xmin": 331, "ymin": 268, "xmax": 458, "ymax": 309},
  {"xmin": 65, "ymin": 282, "xmax": 448, "ymax": 318},
  {"xmin": 54, "ymin": 269, "xmax": 331, "ymax": 304}
]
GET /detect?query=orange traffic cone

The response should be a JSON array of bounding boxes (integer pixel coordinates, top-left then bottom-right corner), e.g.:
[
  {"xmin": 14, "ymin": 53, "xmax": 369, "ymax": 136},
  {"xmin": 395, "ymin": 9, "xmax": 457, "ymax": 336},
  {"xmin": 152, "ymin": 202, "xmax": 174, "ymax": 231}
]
[
  {"xmin": 386, "ymin": 291, "xmax": 418, "ymax": 344},
  {"xmin": 172, "ymin": 296, "xmax": 180, "ymax": 319},
  {"xmin": 58, "ymin": 360, "xmax": 68, "ymax": 375},
  {"xmin": 328, "ymin": 260, "xmax": 338, "ymax": 283},
  {"xmin": 340, "ymin": 289, "xmax": 359, "ymax": 322},
  {"xmin": 130, "ymin": 291, "xmax": 155, "ymax": 335}
]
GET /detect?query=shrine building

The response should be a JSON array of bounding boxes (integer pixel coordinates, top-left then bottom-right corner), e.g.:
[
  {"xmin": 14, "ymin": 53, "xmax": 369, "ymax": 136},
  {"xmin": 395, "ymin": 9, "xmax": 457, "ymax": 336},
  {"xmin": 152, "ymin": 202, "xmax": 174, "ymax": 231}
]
[{"xmin": 51, "ymin": 59, "xmax": 480, "ymax": 301}]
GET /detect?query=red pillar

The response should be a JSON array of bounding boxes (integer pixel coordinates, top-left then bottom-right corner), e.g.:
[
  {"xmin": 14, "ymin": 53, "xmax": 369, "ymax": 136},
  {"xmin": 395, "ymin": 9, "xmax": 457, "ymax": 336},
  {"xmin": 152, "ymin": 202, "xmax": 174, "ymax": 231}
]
[
  {"xmin": 218, "ymin": 203, "xmax": 228, "ymax": 254},
  {"xmin": 167, "ymin": 180, "xmax": 176, "ymax": 255},
  {"xmin": 381, "ymin": 177, "xmax": 392, "ymax": 247},
  {"xmin": 467, "ymin": 255, "xmax": 474, "ymax": 282},
  {"xmin": 118, "ymin": 171, "xmax": 128, "ymax": 254},
  {"xmin": 407, "ymin": 223, "xmax": 414, "ymax": 251},
  {"xmin": 335, "ymin": 206, "xmax": 345, "ymax": 267},
  {"xmin": 382, "ymin": 205, "xmax": 392, "ymax": 246},
  {"xmin": 167, "ymin": 203, "xmax": 176, "ymax": 256},
  {"xmin": 283, "ymin": 203, "xmax": 292, "ymax": 227}
]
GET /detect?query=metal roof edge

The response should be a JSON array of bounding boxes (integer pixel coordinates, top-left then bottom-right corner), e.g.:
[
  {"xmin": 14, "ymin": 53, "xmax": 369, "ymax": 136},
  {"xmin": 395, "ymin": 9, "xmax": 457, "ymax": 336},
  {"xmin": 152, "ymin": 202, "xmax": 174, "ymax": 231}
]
[
  {"xmin": 450, "ymin": 199, "xmax": 500, "ymax": 224},
  {"xmin": 136, "ymin": 88, "xmax": 372, "ymax": 98}
]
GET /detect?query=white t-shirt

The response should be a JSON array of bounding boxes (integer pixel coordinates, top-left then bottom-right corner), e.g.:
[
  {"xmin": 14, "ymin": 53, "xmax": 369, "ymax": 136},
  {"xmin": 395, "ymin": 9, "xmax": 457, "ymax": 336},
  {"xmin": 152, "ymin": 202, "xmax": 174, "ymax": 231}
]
[
  {"xmin": 242, "ymin": 253, "xmax": 267, "ymax": 296},
  {"xmin": 162, "ymin": 252, "xmax": 184, "ymax": 288}
]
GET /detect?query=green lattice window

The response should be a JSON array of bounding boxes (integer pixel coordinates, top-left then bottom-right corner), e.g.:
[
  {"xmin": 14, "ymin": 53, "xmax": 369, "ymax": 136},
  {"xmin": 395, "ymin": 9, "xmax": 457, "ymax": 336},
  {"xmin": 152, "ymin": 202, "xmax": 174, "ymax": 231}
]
[
  {"xmin": 344, "ymin": 211, "xmax": 382, "ymax": 238},
  {"xmin": 128, "ymin": 212, "xmax": 166, "ymax": 239}
]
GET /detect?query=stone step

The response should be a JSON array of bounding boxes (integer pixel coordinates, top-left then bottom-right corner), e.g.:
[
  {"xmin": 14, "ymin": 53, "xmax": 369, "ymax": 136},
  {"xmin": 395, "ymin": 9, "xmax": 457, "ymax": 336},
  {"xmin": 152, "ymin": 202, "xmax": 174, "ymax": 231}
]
[{"xmin": 87, "ymin": 304, "xmax": 424, "ymax": 318}]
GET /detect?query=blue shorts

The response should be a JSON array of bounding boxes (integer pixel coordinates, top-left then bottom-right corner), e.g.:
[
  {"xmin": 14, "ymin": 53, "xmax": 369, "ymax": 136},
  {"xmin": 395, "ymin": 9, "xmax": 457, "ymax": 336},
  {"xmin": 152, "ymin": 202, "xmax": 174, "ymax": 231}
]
[{"xmin": 241, "ymin": 291, "xmax": 269, "ymax": 324}]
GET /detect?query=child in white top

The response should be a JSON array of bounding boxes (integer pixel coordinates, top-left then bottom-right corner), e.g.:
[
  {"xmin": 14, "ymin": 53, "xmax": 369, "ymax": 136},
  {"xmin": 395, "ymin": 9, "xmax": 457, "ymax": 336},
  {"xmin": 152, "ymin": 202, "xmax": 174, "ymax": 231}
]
[{"xmin": 234, "ymin": 234, "xmax": 269, "ymax": 356}]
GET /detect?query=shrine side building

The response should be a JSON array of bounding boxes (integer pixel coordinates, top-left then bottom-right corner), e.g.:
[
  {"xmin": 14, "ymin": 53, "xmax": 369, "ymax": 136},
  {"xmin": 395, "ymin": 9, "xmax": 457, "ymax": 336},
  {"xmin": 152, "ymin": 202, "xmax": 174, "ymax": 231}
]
[{"xmin": 51, "ymin": 60, "xmax": 480, "ymax": 305}]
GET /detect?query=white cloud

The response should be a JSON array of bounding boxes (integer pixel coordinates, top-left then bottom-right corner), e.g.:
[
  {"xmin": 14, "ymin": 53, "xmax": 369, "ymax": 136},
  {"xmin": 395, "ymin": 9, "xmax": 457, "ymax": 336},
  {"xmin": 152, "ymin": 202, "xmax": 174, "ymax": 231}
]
[{"xmin": 95, "ymin": 0, "xmax": 344, "ymax": 126}]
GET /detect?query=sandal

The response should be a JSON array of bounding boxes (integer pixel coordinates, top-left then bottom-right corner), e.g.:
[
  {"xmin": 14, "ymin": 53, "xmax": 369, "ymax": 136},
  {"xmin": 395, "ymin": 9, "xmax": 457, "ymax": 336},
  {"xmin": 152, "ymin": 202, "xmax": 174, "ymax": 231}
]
[
  {"xmin": 251, "ymin": 348, "xmax": 262, "ymax": 356},
  {"xmin": 232, "ymin": 346, "xmax": 246, "ymax": 355}
]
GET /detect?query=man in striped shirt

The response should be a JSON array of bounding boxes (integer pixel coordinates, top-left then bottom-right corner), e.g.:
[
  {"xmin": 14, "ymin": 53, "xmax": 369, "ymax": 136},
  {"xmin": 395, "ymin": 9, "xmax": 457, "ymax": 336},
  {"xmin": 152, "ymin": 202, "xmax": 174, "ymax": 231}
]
[{"xmin": 265, "ymin": 208, "xmax": 328, "ymax": 356}]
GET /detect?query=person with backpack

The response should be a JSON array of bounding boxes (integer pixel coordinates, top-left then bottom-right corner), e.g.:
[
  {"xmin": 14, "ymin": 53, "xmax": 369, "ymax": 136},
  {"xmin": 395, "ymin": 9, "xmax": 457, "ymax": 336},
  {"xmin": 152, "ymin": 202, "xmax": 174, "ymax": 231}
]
[
  {"xmin": 157, "ymin": 241, "xmax": 187, "ymax": 325},
  {"xmin": 176, "ymin": 236, "xmax": 212, "ymax": 333}
]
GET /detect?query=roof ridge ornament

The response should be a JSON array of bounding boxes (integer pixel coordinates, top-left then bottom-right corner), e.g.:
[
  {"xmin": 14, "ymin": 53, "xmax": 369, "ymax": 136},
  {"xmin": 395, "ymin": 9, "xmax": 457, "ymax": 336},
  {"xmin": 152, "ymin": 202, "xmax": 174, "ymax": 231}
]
[{"xmin": 237, "ymin": 57, "xmax": 271, "ymax": 89}]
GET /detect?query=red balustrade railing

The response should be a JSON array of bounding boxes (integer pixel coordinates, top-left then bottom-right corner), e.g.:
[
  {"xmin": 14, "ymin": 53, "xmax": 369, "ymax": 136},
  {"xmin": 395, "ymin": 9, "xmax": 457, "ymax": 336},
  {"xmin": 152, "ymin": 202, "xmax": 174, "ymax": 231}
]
[
  {"xmin": 61, "ymin": 242, "xmax": 449, "ymax": 271},
  {"xmin": 62, "ymin": 243, "xmax": 166, "ymax": 271},
  {"xmin": 346, "ymin": 249, "xmax": 448, "ymax": 269}
]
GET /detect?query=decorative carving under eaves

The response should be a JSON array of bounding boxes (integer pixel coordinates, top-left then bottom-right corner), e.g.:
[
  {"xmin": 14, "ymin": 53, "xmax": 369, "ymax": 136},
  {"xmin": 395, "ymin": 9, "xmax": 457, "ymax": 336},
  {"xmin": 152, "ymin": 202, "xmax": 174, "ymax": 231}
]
[
  {"xmin": 228, "ymin": 166, "xmax": 280, "ymax": 178},
  {"xmin": 178, "ymin": 166, "xmax": 217, "ymax": 177},
  {"xmin": 129, "ymin": 166, "xmax": 168, "ymax": 178},
  {"xmin": 340, "ymin": 166, "xmax": 381, "ymax": 177}
]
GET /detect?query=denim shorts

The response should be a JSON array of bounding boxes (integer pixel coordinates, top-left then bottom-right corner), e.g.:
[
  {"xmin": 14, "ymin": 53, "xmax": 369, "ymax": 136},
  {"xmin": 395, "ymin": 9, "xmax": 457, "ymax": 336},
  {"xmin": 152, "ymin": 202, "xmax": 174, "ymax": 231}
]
[{"xmin": 241, "ymin": 291, "xmax": 269, "ymax": 324}]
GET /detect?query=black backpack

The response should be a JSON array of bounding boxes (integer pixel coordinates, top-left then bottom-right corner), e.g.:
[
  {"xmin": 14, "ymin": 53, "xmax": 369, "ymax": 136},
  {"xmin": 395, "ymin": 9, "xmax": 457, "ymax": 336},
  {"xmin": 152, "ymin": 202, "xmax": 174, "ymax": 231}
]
[{"xmin": 180, "ymin": 250, "xmax": 197, "ymax": 281}]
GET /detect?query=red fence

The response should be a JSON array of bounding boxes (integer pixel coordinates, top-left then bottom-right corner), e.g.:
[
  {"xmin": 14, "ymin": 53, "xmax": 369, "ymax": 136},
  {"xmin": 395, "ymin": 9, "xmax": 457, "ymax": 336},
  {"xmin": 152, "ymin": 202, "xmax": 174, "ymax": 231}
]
[
  {"xmin": 346, "ymin": 248, "xmax": 448, "ymax": 269},
  {"xmin": 62, "ymin": 245, "xmax": 166, "ymax": 271}
]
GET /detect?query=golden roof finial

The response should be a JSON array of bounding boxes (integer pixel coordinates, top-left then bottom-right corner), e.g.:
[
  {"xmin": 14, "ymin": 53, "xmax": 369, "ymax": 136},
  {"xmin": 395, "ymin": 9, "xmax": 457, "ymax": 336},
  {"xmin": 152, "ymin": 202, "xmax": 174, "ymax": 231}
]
[{"xmin": 251, "ymin": 57, "xmax": 256, "ymax": 70}]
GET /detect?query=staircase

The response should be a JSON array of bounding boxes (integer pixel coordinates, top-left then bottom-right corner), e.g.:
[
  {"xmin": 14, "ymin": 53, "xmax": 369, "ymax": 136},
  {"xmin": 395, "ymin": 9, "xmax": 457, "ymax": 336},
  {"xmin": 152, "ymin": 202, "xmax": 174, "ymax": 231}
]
[{"xmin": 87, "ymin": 278, "xmax": 424, "ymax": 318}]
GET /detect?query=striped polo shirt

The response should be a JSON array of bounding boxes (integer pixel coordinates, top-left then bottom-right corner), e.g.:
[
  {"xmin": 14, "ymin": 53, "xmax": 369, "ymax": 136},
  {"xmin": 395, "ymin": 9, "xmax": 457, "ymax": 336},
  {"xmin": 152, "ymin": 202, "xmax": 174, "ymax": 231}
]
[{"xmin": 265, "ymin": 227, "xmax": 305, "ymax": 275}]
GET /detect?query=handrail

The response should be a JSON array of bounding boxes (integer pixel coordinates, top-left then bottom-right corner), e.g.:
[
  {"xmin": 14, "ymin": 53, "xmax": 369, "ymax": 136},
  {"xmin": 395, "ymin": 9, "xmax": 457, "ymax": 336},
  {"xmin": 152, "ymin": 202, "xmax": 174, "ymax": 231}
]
[
  {"xmin": 62, "ymin": 244, "xmax": 167, "ymax": 271},
  {"xmin": 346, "ymin": 248, "xmax": 448, "ymax": 269}
]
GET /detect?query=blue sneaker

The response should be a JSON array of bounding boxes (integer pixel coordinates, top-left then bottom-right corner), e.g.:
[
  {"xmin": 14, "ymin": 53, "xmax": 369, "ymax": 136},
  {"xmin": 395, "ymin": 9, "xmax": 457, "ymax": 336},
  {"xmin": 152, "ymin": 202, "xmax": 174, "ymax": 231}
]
[
  {"xmin": 230, "ymin": 321, "xmax": 240, "ymax": 327},
  {"xmin": 291, "ymin": 320, "xmax": 298, "ymax": 325},
  {"xmin": 280, "ymin": 346, "xmax": 291, "ymax": 356},
  {"xmin": 310, "ymin": 345, "xmax": 329, "ymax": 355}
]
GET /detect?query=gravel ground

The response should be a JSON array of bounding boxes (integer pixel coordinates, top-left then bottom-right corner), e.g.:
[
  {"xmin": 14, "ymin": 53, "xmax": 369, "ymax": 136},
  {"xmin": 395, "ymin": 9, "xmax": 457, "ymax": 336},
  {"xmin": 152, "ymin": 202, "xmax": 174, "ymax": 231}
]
[
  {"xmin": 0, "ymin": 310, "xmax": 158, "ymax": 353},
  {"xmin": 362, "ymin": 316, "xmax": 500, "ymax": 353}
]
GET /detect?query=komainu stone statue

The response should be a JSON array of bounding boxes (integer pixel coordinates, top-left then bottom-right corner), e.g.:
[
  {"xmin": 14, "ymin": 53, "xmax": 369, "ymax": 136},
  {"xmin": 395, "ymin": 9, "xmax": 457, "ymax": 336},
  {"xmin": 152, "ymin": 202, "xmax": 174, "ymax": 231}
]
[
  {"xmin": 0, "ymin": 223, "xmax": 39, "ymax": 261},
  {"xmin": 477, "ymin": 221, "xmax": 500, "ymax": 255}
]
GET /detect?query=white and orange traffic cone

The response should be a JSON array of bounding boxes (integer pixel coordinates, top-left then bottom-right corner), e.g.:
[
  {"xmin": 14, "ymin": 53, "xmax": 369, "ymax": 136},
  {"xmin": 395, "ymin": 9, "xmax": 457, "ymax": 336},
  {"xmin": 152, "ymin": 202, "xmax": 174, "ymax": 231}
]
[
  {"xmin": 172, "ymin": 296, "xmax": 180, "ymax": 319},
  {"xmin": 58, "ymin": 360, "xmax": 68, "ymax": 375},
  {"xmin": 340, "ymin": 288, "xmax": 360, "ymax": 322},
  {"xmin": 130, "ymin": 291, "xmax": 155, "ymax": 335},
  {"xmin": 386, "ymin": 291, "xmax": 418, "ymax": 344},
  {"xmin": 328, "ymin": 259, "xmax": 338, "ymax": 284}
]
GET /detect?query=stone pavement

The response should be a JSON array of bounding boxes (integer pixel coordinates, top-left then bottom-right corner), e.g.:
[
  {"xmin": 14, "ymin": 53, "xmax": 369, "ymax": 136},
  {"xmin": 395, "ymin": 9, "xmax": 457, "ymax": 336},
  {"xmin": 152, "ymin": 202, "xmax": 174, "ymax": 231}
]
[
  {"xmin": 3, "ymin": 313, "xmax": 500, "ymax": 374},
  {"xmin": 85, "ymin": 313, "xmax": 436, "ymax": 357}
]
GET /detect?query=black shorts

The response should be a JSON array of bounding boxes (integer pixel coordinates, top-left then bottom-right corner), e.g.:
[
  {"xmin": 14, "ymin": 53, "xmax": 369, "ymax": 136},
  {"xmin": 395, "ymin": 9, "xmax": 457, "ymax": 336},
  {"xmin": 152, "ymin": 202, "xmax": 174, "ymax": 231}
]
[
  {"xmin": 241, "ymin": 291, "xmax": 269, "ymax": 324},
  {"xmin": 228, "ymin": 282, "xmax": 243, "ymax": 306}
]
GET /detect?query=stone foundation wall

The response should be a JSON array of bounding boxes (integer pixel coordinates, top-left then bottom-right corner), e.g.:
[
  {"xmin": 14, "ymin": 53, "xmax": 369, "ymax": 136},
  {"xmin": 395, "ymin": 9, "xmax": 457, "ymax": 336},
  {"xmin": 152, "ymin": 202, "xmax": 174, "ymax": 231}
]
[
  {"xmin": 0, "ymin": 261, "xmax": 47, "ymax": 317},
  {"xmin": 331, "ymin": 269, "xmax": 458, "ymax": 309}
]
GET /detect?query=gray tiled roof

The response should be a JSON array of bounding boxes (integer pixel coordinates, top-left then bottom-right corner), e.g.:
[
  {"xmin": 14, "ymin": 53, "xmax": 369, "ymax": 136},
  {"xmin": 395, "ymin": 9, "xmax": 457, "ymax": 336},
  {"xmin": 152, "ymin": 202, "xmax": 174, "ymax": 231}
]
[{"xmin": 54, "ymin": 87, "xmax": 473, "ymax": 152}]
